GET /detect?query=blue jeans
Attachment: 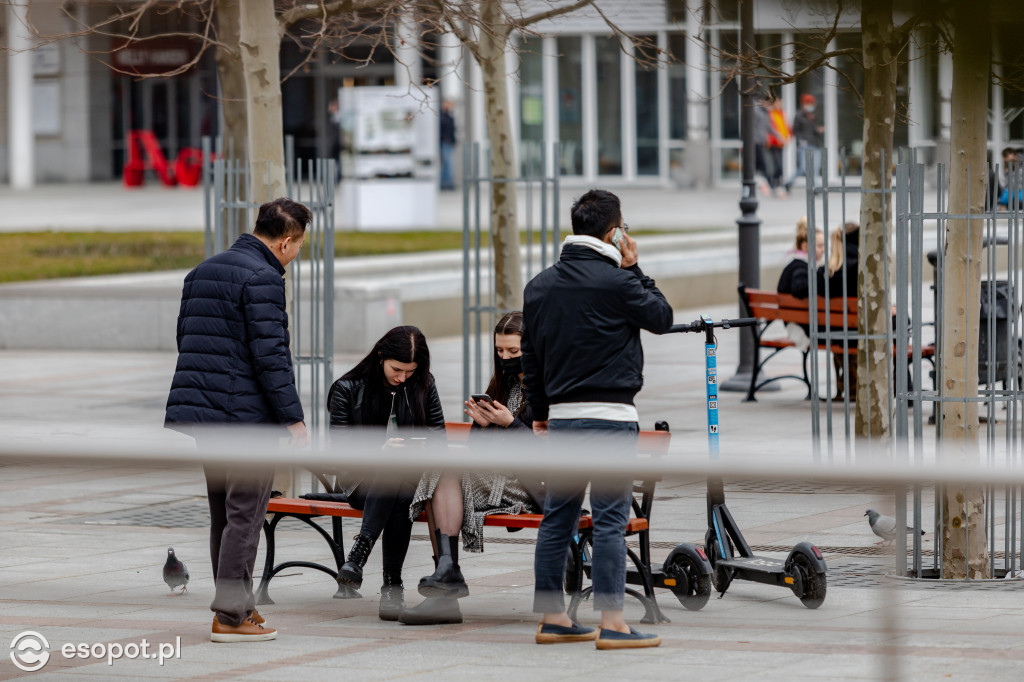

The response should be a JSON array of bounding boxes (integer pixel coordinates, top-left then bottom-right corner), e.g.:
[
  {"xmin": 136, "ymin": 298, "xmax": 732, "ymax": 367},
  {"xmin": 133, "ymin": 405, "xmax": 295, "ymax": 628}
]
[
  {"xmin": 533, "ymin": 418, "xmax": 637, "ymax": 613},
  {"xmin": 786, "ymin": 145, "xmax": 821, "ymax": 189},
  {"xmin": 440, "ymin": 142, "xmax": 455, "ymax": 190}
]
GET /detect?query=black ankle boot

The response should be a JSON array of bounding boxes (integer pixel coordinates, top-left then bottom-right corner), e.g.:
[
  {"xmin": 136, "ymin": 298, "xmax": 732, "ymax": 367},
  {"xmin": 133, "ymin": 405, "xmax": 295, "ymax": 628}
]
[
  {"xmin": 398, "ymin": 596, "xmax": 463, "ymax": 625},
  {"xmin": 338, "ymin": 534, "xmax": 374, "ymax": 589},
  {"xmin": 418, "ymin": 531, "xmax": 468, "ymax": 599},
  {"xmin": 379, "ymin": 570, "xmax": 405, "ymax": 621}
]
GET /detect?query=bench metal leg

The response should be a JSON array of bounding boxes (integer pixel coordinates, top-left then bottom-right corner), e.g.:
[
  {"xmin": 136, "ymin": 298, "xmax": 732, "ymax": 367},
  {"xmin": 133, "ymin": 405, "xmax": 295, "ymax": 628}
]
[
  {"xmin": 257, "ymin": 512, "xmax": 357, "ymax": 604},
  {"xmin": 566, "ymin": 534, "xmax": 588, "ymax": 621},
  {"xmin": 802, "ymin": 350, "xmax": 812, "ymax": 399},
  {"xmin": 625, "ymin": 546, "xmax": 669, "ymax": 624},
  {"xmin": 255, "ymin": 516, "xmax": 280, "ymax": 605}
]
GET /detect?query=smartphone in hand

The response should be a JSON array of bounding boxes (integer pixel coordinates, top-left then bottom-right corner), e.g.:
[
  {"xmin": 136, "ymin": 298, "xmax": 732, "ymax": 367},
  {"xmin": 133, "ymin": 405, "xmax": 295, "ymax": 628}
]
[{"xmin": 471, "ymin": 393, "xmax": 493, "ymax": 404}]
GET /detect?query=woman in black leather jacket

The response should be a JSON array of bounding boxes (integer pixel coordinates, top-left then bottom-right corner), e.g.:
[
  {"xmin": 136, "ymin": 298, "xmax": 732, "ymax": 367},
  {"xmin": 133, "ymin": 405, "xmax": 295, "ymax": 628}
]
[{"xmin": 328, "ymin": 325, "xmax": 445, "ymax": 621}]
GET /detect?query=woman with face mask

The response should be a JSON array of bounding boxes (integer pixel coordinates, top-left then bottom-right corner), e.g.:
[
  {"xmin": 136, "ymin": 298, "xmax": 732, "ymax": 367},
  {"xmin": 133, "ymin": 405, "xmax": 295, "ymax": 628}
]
[{"xmin": 401, "ymin": 311, "xmax": 545, "ymax": 625}]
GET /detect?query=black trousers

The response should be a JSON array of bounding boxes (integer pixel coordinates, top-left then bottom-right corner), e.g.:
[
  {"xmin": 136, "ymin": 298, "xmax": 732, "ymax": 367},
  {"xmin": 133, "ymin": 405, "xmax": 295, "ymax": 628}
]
[{"xmin": 346, "ymin": 475, "xmax": 417, "ymax": 576}]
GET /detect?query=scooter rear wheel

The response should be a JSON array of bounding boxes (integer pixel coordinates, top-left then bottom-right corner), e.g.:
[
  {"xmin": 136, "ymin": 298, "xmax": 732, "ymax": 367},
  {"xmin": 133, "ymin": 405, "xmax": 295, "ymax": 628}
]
[
  {"xmin": 665, "ymin": 554, "xmax": 711, "ymax": 611},
  {"xmin": 789, "ymin": 552, "xmax": 827, "ymax": 609}
]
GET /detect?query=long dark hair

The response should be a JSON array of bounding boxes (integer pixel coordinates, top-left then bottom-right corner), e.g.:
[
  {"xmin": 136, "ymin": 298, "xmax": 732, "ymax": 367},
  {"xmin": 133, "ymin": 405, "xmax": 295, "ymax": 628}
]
[
  {"xmin": 484, "ymin": 311, "xmax": 525, "ymax": 414},
  {"xmin": 340, "ymin": 325, "xmax": 432, "ymax": 426}
]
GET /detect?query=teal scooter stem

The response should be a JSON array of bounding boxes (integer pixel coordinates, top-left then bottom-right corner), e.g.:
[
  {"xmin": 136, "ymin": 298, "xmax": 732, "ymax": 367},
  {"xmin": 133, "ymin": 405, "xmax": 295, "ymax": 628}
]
[{"xmin": 670, "ymin": 315, "xmax": 828, "ymax": 609}]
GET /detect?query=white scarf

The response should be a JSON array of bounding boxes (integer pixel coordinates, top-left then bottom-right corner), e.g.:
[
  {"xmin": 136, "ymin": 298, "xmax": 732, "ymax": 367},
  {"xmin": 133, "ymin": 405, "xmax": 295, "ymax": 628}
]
[{"xmin": 563, "ymin": 234, "xmax": 622, "ymax": 267}]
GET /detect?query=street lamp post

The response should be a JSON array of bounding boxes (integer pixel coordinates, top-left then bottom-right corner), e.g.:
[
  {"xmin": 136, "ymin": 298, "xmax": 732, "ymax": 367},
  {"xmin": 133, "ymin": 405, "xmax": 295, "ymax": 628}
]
[{"xmin": 721, "ymin": 0, "xmax": 774, "ymax": 394}]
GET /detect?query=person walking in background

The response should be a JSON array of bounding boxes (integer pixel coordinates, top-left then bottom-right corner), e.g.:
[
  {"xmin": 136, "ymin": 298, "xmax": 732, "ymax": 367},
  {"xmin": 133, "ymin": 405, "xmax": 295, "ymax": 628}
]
[
  {"xmin": 785, "ymin": 94, "xmax": 824, "ymax": 193},
  {"xmin": 766, "ymin": 97, "xmax": 791, "ymax": 198},
  {"xmin": 523, "ymin": 189, "xmax": 673, "ymax": 650},
  {"xmin": 328, "ymin": 98, "xmax": 343, "ymax": 184},
  {"xmin": 754, "ymin": 96, "xmax": 774, "ymax": 196},
  {"xmin": 165, "ymin": 198, "xmax": 311, "ymax": 643},
  {"xmin": 439, "ymin": 100, "xmax": 457, "ymax": 191}
]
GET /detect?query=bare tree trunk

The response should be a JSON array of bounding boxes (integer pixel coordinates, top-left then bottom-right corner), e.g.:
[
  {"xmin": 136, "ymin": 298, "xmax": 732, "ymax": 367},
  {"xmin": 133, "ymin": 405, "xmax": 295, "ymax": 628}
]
[
  {"xmin": 941, "ymin": 0, "xmax": 990, "ymax": 579},
  {"xmin": 855, "ymin": 0, "xmax": 897, "ymax": 442},
  {"xmin": 479, "ymin": 0, "xmax": 522, "ymax": 311},
  {"xmin": 239, "ymin": 0, "xmax": 286, "ymax": 204},
  {"xmin": 215, "ymin": 0, "xmax": 247, "ymax": 164}
]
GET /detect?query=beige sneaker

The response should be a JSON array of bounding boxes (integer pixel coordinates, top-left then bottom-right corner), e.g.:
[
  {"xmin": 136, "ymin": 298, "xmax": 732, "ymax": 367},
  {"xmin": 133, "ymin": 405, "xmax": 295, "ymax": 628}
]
[
  {"xmin": 249, "ymin": 609, "xmax": 265, "ymax": 625},
  {"xmin": 211, "ymin": 615, "xmax": 277, "ymax": 643}
]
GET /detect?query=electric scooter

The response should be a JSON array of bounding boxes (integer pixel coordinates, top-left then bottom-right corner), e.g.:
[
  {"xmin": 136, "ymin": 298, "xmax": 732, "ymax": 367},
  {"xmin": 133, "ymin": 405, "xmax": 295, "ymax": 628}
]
[{"xmin": 673, "ymin": 314, "xmax": 828, "ymax": 609}]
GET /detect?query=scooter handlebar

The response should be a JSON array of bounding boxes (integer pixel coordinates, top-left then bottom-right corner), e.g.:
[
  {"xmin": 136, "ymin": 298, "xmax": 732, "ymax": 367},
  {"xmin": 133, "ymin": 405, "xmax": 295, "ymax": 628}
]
[{"xmin": 667, "ymin": 317, "xmax": 759, "ymax": 334}]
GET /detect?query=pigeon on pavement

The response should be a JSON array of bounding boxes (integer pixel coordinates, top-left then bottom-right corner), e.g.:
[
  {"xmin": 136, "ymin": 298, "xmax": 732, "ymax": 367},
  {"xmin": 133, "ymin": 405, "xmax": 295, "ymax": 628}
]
[
  {"xmin": 864, "ymin": 509, "xmax": 925, "ymax": 546},
  {"xmin": 163, "ymin": 547, "xmax": 190, "ymax": 594}
]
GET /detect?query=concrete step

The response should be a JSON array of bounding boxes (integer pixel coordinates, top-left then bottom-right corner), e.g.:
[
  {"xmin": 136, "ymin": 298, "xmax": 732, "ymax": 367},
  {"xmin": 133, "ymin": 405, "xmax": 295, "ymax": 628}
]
[{"xmin": 0, "ymin": 231, "xmax": 801, "ymax": 352}]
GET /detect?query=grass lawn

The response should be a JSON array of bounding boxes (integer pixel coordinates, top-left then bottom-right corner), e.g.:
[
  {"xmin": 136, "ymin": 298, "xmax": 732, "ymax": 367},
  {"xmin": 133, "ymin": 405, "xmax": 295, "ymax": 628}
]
[{"xmin": 0, "ymin": 229, "xmax": 679, "ymax": 283}]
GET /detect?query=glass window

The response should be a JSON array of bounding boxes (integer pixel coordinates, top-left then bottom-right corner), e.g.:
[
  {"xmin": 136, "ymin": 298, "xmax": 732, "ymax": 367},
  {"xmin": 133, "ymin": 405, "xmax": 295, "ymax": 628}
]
[
  {"xmin": 519, "ymin": 38, "xmax": 545, "ymax": 176},
  {"xmin": 557, "ymin": 36, "xmax": 583, "ymax": 176},
  {"xmin": 717, "ymin": 31, "xmax": 740, "ymax": 140},
  {"xmin": 834, "ymin": 33, "xmax": 864, "ymax": 175},
  {"xmin": 596, "ymin": 36, "xmax": 622, "ymax": 175},
  {"xmin": 636, "ymin": 36, "xmax": 659, "ymax": 176},
  {"xmin": 705, "ymin": 0, "xmax": 739, "ymax": 23},
  {"xmin": 668, "ymin": 33, "xmax": 687, "ymax": 140}
]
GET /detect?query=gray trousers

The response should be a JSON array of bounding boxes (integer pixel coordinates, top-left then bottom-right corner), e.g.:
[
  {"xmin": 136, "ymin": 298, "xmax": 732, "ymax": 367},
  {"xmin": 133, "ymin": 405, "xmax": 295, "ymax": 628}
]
[{"xmin": 204, "ymin": 464, "xmax": 274, "ymax": 627}]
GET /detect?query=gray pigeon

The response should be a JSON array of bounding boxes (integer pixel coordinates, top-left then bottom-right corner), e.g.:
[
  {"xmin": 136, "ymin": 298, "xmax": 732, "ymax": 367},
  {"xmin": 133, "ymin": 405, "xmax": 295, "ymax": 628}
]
[
  {"xmin": 865, "ymin": 509, "xmax": 925, "ymax": 546},
  {"xmin": 163, "ymin": 547, "xmax": 189, "ymax": 594}
]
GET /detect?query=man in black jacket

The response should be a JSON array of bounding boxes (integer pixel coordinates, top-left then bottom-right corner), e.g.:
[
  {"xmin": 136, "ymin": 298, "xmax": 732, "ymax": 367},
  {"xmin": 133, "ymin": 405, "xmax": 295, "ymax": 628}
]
[
  {"xmin": 522, "ymin": 189, "xmax": 673, "ymax": 649},
  {"xmin": 166, "ymin": 198, "xmax": 310, "ymax": 642}
]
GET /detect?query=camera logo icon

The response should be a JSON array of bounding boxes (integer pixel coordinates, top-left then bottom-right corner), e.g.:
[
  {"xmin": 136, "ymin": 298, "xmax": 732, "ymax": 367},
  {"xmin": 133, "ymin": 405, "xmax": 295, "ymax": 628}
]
[{"xmin": 10, "ymin": 631, "xmax": 50, "ymax": 672}]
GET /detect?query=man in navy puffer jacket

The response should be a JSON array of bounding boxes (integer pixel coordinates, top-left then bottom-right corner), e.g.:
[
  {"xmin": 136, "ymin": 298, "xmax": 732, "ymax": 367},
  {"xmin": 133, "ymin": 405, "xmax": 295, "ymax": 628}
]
[{"xmin": 166, "ymin": 198, "xmax": 309, "ymax": 643}]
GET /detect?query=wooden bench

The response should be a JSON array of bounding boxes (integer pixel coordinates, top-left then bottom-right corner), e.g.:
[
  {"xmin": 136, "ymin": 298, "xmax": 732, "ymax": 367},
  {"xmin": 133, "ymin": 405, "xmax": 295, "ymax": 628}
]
[
  {"xmin": 739, "ymin": 286, "xmax": 935, "ymax": 401},
  {"xmin": 255, "ymin": 423, "xmax": 672, "ymax": 622}
]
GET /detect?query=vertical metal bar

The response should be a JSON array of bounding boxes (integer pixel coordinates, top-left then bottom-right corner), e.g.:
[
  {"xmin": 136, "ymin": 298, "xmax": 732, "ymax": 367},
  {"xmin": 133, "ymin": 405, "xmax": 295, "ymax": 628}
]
[
  {"xmin": 910, "ymin": 158, "xmax": 926, "ymax": 577},
  {"xmin": 553, "ymin": 141, "xmax": 561, "ymax": 250},
  {"xmin": 935, "ymin": 161, "xmax": 946, "ymax": 578},
  {"xmin": 202, "ymin": 136, "xmax": 213, "ymax": 259},
  {"xmin": 324, "ymin": 158, "xmax": 336, "ymax": 432},
  {"xmin": 475, "ymin": 145, "xmax": 484, "ymax": 394},
  {"xmin": 294, "ymin": 158, "xmax": 303, "ymax": 406},
  {"xmin": 894, "ymin": 154, "xmax": 908, "ymax": 577},
  {"xmin": 462, "ymin": 142, "xmax": 472, "ymax": 411},
  {"xmin": 541, "ymin": 144, "xmax": 549, "ymax": 271},
  {"xmin": 808, "ymin": 146, "xmax": 821, "ymax": 461},
  {"xmin": 528, "ymin": 143, "xmax": 536, "ymax": 280},
  {"xmin": 213, "ymin": 159, "xmax": 224, "ymax": 256}
]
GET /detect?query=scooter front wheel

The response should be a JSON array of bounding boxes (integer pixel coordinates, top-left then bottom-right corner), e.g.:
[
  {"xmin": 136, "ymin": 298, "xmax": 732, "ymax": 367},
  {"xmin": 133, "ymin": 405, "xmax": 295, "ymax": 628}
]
[{"xmin": 704, "ymin": 537, "xmax": 733, "ymax": 594}]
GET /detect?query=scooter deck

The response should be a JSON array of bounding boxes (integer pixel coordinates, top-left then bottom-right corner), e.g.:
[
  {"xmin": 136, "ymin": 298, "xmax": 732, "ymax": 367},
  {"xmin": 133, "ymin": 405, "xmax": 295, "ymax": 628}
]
[{"xmin": 717, "ymin": 555, "xmax": 795, "ymax": 588}]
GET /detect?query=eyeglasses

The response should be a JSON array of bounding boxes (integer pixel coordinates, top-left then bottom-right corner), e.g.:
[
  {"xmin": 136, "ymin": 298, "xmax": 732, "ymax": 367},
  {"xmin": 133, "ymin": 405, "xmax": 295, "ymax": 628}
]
[{"xmin": 621, "ymin": 223, "xmax": 630, "ymax": 234}]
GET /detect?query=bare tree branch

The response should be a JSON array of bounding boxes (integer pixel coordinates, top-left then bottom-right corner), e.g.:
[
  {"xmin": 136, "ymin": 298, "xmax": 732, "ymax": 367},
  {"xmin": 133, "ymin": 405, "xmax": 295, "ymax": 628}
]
[{"xmin": 519, "ymin": 0, "xmax": 595, "ymax": 28}]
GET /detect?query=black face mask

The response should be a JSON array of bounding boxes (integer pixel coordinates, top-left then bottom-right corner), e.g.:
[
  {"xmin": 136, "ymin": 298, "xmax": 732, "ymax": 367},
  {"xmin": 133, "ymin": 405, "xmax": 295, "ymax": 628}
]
[{"xmin": 499, "ymin": 356, "xmax": 522, "ymax": 377}]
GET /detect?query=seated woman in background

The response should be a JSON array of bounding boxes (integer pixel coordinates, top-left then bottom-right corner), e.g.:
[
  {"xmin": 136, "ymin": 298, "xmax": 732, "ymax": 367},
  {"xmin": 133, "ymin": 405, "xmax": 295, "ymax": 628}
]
[
  {"xmin": 777, "ymin": 217, "xmax": 824, "ymax": 350},
  {"xmin": 328, "ymin": 325, "xmax": 445, "ymax": 621},
  {"xmin": 816, "ymin": 223, "xmax": 860, "ymax": 400},
  {"xmin": 401, "ymin": 311, "xmax": 545, "ymax": 626}
]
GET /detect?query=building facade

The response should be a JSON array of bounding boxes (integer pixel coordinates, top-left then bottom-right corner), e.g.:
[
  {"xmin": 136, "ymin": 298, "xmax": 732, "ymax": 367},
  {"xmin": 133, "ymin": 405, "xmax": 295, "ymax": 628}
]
[{"xmin": 3, "ymin": 1, "xmax": 1023, "ymax": 189}]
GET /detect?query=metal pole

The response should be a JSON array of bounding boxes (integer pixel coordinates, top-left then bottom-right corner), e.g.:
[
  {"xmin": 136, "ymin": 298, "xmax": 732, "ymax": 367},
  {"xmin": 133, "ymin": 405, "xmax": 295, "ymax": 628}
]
[{"xmin": 722, "ymin": 0, "xmax": 765, "ymax": 392}]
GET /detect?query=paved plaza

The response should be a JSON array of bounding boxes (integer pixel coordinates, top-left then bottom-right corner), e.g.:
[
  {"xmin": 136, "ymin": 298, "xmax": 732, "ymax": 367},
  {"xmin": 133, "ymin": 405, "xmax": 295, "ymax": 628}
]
[
  {"xmin": 0, "ymin": 180, "xmax": 1017, "ymax": 680},
  {"xmin": 2, "ymin": 303, "xmax": 1023, "ymax": 681}
]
